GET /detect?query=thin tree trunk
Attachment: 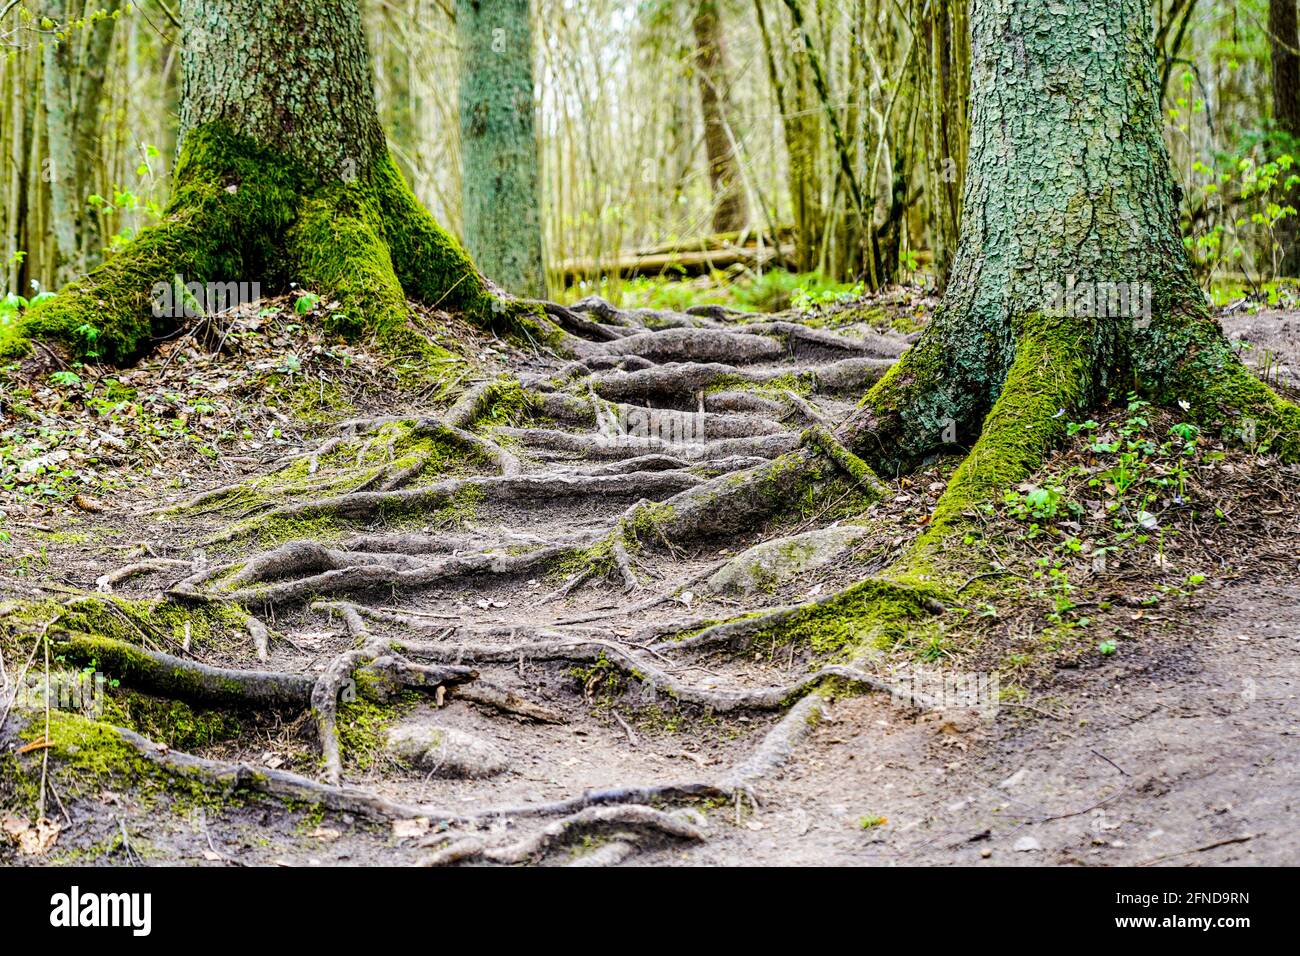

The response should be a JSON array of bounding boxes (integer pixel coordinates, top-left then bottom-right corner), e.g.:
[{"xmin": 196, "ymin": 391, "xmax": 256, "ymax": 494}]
[
  {"xmin": 72, "ymin": 0, "xmax": 121, "ymax": 270},
  {"xmin": 1269, "ymin": 0, "xmax": 1300, "ymax": 276},
  {"xmin": 692, "ymin": 0, "xmax": 748, "ymax": 233},
  {"xmin": 457, "ymin": 0, "xmax": 547, "ymax": 299},
  {"xmin": 41, "ymin": 1, "xmax": 79, "ymax": 280}
]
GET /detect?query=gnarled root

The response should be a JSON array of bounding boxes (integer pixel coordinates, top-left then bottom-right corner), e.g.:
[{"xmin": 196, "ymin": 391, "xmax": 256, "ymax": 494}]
[{"xmin": 312, "ymin": 602, "xmax": 476, "ymax": 784}]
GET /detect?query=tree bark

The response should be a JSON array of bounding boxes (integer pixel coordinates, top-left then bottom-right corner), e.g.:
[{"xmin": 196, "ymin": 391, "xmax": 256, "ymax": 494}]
[
  {"xmin": 457, "ymin": 0, "xmax": 547, "ymax": 299},
  {"xmin": 40, "ymin": 0, "xmax": 79, "ymax": 279},
  {"xmin": 919, "ymin": 0, "xmax": 1197, "ymax": 424},
  {"xmin": 843, "ymin": 0, "xmax": 1297, "ymax": 470},
  {"xmin": 73, "ymin": 0, "xmax": 121, "ymax": 271},
  {"xmin": 692, "ymin": 0, "xmax": 748, "ymax": 234},
  {"xmin": 1269, "ymin": 0, "xmax": 1300, "ymax": 276},
  {"xmin": 178, "ymin": 0, "xmax": 386, "ymax": 180}
]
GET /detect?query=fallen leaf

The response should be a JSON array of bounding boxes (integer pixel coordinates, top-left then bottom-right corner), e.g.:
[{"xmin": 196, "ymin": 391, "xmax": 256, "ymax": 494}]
[
  {"xmin": 392, "ymin": 817, "xmax": 431, "ymax": 840},
  {"xmin": 3, "ymin": 816, "xmax": 60, "ymax": 856}
]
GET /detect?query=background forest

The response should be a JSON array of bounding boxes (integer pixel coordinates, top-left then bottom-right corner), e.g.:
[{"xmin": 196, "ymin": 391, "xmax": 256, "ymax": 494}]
[{"xmin": 2, "ymin": 0, "xmax": 1299, "ymax": 321}]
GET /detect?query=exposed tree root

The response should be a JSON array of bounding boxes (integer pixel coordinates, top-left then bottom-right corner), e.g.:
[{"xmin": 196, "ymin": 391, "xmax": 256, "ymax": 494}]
[
  {"xmin": 95, "ymin": 559, "xmax": 195, "ymax": 593},
  {"xmin": 450, "ymin": 682, "xmax": 565, "ymax": 724},
  {"xmin": 577, "ymin": 357, "xmax": 894, "ymax": 404},
  {"xmin": 454, "ymin": 805, "xmax": 706, "ymax": 866},
  {"xmin": 722, "ymin": 691, "xmax": 829, "ymax": 792},
  {"xmin": 52, "ymin": 632, "xmax": 314, "ymax": 708},
  {"xmin": 175, "ymin": 540, "xmax": 579, "ymax": 605},
  {"xmin": 493, "ymin": 425, "xmax": 797, "ymax": 462},
  {"xmin": 386, "ymin": 625, "xmax": 903, "ymax": 713},
  {"xmin": 202, "ymin": 469, "xmax": 704, "ymax": 547},
  {"xmin": 42, "ymin": 298, "xmax": 1277, "ymax": 869},
  {"xmin": 310, "ymin": 603, "xmax": 476, "ymax": 784},
  {"xmin": 54, "ymin": 716, "xmax": 732, "ymax": 834}
]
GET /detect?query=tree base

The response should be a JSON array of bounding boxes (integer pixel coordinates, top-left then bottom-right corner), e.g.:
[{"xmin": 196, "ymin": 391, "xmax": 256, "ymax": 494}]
[{"xmin": 13, "ymin": 124, "xmax": 557, "ymax": 366}]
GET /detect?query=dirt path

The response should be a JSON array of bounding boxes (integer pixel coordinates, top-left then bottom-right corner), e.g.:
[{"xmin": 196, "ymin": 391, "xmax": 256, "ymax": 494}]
[
  {"xmin": 683, "ymin": 577, "xmax": 1298, "ymax": 866},
  {"xmin": 3, "ymin": 297, "xmax": 1297, "ymax": 867}
]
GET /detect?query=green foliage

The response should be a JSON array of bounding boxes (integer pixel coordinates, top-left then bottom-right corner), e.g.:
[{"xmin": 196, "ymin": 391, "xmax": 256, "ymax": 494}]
[
  {"xmin": 1172, "ymin": 76, "xmax": 1300, "ymax": 286},
  {"xmin": 560, "ymin": 269, "xmax": 868, "ymax": 316}
]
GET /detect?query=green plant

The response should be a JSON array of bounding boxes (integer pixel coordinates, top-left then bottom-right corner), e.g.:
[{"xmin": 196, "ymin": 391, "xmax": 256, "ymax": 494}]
[{"xmin": 49, "ymin": 370, "xmax": 83, "ymax": 388}]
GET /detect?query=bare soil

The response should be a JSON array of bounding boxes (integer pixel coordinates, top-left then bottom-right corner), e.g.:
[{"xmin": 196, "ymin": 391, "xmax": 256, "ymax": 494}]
[{"xmin": 1, "ymin": 297, "xmax": 1296, "ymax": 866}]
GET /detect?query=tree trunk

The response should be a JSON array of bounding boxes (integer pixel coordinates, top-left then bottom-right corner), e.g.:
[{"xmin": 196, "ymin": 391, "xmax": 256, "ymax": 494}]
[
  {"xmin": 40, "ymin": 0, "xmax": 80, "ymax": 280},
  {"xmin": 920, "ymin": 0, "xmax": 968, "ymax": 291},
  {"xmin": 692, "ymin": 0, "xmax": 748, "ymax": 234},
  {"xmin": 73, "ymin": 0, "xmax": 121, "ymax": 271},
  {"xmin": 179, "ymin": 0, "xmax": 387, "ymax": 179},
  {"xmin": 17, "ymin": 0, "xmax": 521, "ymax": 364},
  {"xmin": 1270, "ymin": 0, "xmax": 1300, "ymax": 276},
  {"xmin": 457, "ymin": 0, "xmax": 547, "ymax": 299},
  {"xmin": 841, "ymin": 0, "xmax": 1298, "ymax": 474}
]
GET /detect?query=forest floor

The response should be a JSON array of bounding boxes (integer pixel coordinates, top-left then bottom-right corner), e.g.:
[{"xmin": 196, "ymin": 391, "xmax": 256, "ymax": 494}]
[{"xmin": 0, "ymin": 284, "xmax": 1296, "ymax": 866}]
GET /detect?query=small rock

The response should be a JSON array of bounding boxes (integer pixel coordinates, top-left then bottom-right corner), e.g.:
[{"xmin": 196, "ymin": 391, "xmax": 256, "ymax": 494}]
[
  {"xmin": 1013, "ymin": 836, "xmax": 1042, "ymax": 852},
  {"xmin": 980, "ymin": 847, "xmax": 993, "ymax": 859},
  {"xmin": 705, "ymin": 525, "xmax": 871, "ymax": 596},
  {"xmin": 999, "ymin": 767, "xmax": 1029, "ymax": 789},
  {"xmin": 385, "ymin": 722, "xmax": 509, "ymax": 778}
]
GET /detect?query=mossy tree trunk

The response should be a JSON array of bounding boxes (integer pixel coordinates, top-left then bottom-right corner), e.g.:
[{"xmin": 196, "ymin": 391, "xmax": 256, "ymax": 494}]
[
  {"xmin": 839, "ymin": 0, "xmax": 1299, "ymax": 475},
  {"xmin": 692, "ymin": 0, "xmax": 748, "ymax": 234},
  {"xmin": 457, "ymin": 0, "xmax": 547, "ymax": 300},
  {"xmin": 17, "ymin": 0, "xmax": 509, "ymax": 364},
  {"xmin": 72, "ymin": 0, "xmax": 122, "ymax": 271}
]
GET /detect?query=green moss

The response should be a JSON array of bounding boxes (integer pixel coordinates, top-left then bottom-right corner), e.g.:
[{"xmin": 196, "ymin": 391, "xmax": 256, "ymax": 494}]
[
  {"xmin": 474, "ymin": 378, "xmax": 536, "ymax": 427},
  {"xmin": 29, "ymin": 709, "xmax": 145, "ymax": 783},
  {"xmin": 51, "ymin": 633, "xmax": 242, "ymax": 705},
  {"xmin": 17, "ymin": 124, "xmax": 557, "ymax": 367},
  {"xmin": 800, "ymin": 424, "xmax": 888, "ymax": 497},
  {"xmin": 239, "ymin": 511, "xmax": 344, "ymax": 549},
  {"xmin": 415, "ymin": 483, "xmax": 484, "ymax": 528},
  {"xmin": 913, "ymin": 312, "xmax": 1089, "ymax": 551},
  {"xmin": 288, "ymin": 178, "xmax": 408, "ymax": 340},
  {"xmin": 551, "ymin": 538, "xmax": 615, "ymax": 581},
  {"xmin": 101, "ymin": 690, "xmax": 243, "ymax": 751},
  {"xmin": 284, "ymin": 377, "xmax": 357, "ymax": 426},
  {"xmin": 4, "ymin": 710, "xmax": 247, "ymax": 819},
  {"xmin": 703, "ymin": 370, "xmax": 816, "ymax": 400},
  {"xmin": 22, "ymin": 124, "xmax": 305, "ymax": 363},
  {"xmin": 37, "ymin": 530, "xmax": 93, "ymax": 545},
  {"xmin": 335, "ymin": 692, "xmax": 416, "ymax": 773},
  {"xmin": 800, "ymin": 304, "xmax": 887, "ymax": 330},
  {"xmin": 1145, "ymin": 321, "xmax": 1300, "ymax": 462},
  {"xmin": 708, "ymin": 313, "xmax": 1092, "ymax": 663},
  {"xmin": 57, "ymin": 595, "xmax": 248, "ymax": 654},
  {"xmin": 754, "ymin": 578, "xmax": 948, "ymax": 656}
]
